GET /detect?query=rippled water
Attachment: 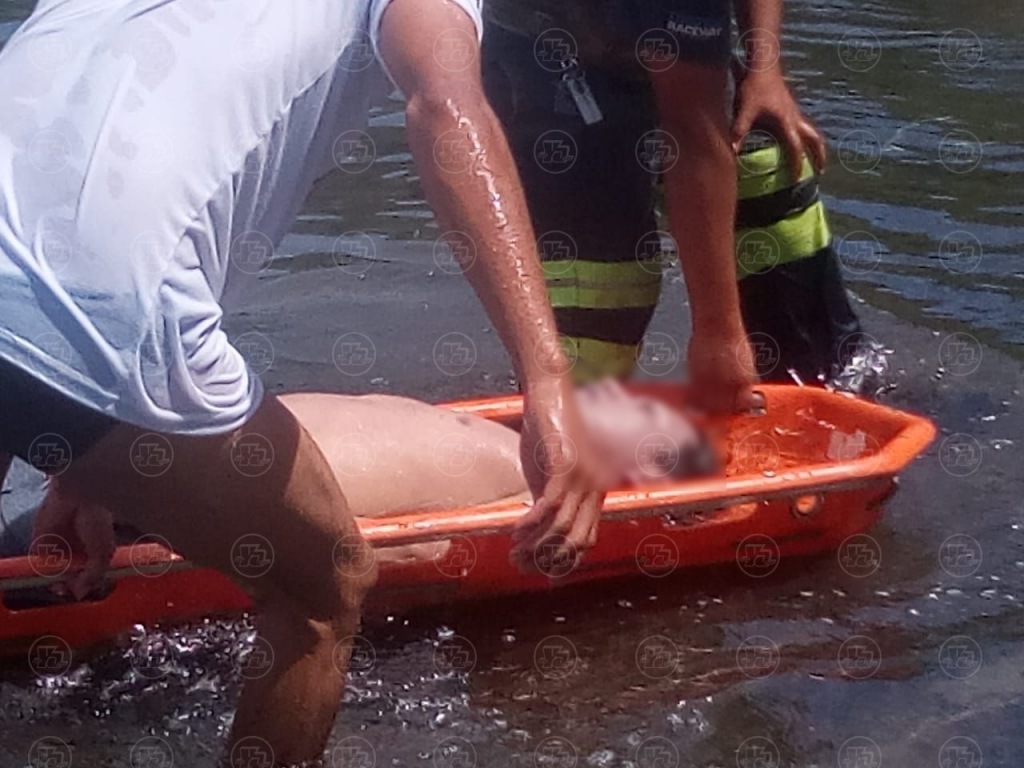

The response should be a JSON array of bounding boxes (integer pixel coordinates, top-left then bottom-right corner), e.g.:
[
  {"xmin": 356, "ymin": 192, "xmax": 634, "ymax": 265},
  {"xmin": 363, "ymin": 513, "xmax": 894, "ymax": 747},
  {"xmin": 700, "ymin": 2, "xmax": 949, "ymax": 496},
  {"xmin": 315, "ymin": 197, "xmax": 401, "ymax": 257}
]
[{"xmin": 1, "ymin": 0, "xmax": 1023, "ymax": 766}]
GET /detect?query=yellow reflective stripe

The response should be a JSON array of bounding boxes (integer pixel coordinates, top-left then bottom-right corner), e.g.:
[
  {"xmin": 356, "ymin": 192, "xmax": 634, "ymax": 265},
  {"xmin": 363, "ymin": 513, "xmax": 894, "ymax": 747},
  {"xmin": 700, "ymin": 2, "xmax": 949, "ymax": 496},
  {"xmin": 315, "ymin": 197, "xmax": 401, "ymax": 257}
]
[
  {"xmin": 737, "ymin": 148, "xmax": 816, "ymax": 200},
  {"xmin": 544, "ymin": 259, "xmax": 662, "ymax": 309},
  {"xmin": 561, "ymin": 336, "xmax": 637, "ymax": 382},
  {"xmin": 735, "ymin": 201, "xmax": 831, "ymax": 279}
]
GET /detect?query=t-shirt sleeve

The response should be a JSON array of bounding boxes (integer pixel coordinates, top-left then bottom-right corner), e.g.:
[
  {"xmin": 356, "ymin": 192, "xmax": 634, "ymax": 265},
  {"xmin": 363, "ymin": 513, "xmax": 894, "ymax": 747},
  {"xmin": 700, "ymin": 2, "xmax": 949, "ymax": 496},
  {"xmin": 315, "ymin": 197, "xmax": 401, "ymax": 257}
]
[{"xmin": 368, "ymin": 0, "xmax": 484, "ymax": 91}]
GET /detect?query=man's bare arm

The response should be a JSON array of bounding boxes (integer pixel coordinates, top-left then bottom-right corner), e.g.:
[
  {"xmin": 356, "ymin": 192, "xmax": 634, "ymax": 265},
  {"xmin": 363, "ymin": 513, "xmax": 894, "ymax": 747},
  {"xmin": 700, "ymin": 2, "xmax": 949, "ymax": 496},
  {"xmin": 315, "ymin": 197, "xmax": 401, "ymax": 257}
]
[
  {"xmin": 649, "ymin": 62, "xmax": 759, "ymax": 413},
  {"xmin": 732, "ymin": 0, "xmax": 826, "ymax": 176},
  {"xmin": 378, "ymin": 0, "xmax": 604, "ymax": 565}
]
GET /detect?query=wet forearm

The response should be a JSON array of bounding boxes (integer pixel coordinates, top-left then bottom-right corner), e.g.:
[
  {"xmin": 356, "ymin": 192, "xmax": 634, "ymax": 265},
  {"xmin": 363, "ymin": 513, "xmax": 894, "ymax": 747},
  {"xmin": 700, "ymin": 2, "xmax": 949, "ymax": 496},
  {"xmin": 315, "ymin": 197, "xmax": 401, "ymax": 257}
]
[
  {"xmin": 405, "ymin": 89, "xmax": 567, "ymax": 387},
  {"xmin": 735, "ymin": 0, "xmax": 784, "ymax": 74}
]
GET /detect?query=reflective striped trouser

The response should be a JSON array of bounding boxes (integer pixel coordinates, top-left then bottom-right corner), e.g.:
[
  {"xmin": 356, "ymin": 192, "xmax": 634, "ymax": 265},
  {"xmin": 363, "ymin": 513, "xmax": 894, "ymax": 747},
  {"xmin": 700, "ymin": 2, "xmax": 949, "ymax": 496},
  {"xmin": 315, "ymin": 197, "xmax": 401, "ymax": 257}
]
[{"xmin": 481, "ymin": 23, "xmax": 861, "ymax": 383}]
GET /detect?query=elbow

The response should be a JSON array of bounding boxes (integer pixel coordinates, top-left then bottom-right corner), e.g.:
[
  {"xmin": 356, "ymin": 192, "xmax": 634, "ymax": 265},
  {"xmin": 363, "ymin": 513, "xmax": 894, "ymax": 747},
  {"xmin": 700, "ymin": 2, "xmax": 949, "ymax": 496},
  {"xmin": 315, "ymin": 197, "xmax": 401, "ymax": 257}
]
[{"xmin": 404, "ymin": 83, "xmax": 491, "ymax": 134}]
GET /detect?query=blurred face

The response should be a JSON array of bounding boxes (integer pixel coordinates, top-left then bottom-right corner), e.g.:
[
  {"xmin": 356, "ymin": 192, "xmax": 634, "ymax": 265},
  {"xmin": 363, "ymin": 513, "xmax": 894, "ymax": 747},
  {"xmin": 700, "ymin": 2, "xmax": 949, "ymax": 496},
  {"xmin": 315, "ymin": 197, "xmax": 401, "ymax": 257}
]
[{"xmin": 576, "ymin": 379, "xmax": 717, "ymax": 487}]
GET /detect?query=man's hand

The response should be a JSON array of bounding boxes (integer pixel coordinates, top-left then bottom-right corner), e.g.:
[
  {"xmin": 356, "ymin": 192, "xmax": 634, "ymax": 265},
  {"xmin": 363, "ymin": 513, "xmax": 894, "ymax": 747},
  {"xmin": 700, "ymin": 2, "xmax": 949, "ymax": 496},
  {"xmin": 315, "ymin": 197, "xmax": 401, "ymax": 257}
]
[
  {"xmin": 31, "ymin": 479, "xmax": 114, "ymax": 600},
  {"xmin": 511, "ymin": 377, "xmax": 604, "ymax": 571},
  {"xmin": 731, "ymin": 71, "xmax": 827, "ymax": 181},
  {"xmin": 688, "ymin": 327, "xmax": 762, "ymax": 415}
]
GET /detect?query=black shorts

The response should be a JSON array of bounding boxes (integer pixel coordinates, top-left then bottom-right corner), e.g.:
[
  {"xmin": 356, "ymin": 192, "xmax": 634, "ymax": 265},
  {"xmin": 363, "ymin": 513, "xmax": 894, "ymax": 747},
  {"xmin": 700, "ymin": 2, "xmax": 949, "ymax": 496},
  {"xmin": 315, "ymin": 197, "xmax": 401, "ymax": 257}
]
[
  {"xmin": 0, "ymin": 355, "xmax": 117, "ymax": 473},
  {"xmin": 739, "ymin": 246, "xmax": 863, "ymax": 383}
]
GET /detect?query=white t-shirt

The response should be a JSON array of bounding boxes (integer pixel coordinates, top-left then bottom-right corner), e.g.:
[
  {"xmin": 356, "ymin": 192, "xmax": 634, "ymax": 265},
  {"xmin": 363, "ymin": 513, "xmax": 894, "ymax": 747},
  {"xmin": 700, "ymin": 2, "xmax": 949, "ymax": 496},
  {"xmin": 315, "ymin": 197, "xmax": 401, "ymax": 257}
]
[{"xmin": 0, "ymin": 0, "xmax": 482, "ymax": 434}]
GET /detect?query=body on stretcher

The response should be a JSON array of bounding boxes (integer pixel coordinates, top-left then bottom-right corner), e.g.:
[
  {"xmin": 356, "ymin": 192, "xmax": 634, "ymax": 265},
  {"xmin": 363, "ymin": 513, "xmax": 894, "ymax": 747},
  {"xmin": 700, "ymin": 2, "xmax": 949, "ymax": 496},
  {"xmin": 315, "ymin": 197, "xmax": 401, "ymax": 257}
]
[{"xmin": 0, "ymin": 383, "xmax": 935, "ymax": 657}]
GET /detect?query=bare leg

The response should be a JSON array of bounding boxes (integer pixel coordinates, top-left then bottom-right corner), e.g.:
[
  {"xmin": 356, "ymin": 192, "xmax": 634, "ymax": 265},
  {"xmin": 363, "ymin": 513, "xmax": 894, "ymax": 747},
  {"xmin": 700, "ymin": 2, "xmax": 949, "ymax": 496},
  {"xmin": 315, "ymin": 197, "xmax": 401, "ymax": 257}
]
[{"xmin": 56, "ymin": 395, "xmax": 376, "ymax": 766}]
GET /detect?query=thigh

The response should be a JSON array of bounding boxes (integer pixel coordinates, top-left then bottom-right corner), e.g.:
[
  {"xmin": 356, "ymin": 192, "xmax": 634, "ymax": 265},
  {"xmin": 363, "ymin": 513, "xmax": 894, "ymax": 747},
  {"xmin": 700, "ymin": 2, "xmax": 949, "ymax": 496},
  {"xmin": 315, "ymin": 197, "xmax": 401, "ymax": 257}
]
[{"xmin": 57, "ymin": 394, "xmax": 371, "ymax": 619}]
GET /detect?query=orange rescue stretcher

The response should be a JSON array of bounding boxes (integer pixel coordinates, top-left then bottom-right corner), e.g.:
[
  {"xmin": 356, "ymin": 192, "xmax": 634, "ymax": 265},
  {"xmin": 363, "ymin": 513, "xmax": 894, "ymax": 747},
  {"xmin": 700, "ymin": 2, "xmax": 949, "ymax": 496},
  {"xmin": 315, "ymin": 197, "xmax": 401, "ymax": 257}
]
[{"xmin": 0, "ymin": 384, "xmax": 935, "ymax": 657}]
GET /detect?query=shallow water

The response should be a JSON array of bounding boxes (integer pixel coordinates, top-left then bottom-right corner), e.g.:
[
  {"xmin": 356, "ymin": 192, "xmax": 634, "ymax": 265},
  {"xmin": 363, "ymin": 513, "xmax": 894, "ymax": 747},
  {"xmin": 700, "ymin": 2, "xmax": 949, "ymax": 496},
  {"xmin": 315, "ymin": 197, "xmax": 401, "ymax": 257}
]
[{"xmin": 1, "ymin": 0, "xmax": 1023, "ymax": 766}]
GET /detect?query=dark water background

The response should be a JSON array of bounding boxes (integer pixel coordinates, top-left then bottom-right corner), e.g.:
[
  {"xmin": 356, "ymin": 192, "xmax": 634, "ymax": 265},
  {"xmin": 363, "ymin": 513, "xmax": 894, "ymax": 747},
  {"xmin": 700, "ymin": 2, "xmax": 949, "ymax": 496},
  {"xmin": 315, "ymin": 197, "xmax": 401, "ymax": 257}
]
[{"xmin": 1, "ymin": 1, "xmax": 1023, "ymax": 767}]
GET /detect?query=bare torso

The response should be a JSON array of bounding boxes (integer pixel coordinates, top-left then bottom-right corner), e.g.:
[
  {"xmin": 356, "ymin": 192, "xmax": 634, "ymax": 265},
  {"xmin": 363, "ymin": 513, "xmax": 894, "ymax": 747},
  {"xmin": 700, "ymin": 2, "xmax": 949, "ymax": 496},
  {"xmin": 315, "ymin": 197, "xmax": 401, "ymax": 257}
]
[{"xmin": 280, "ymin": 393, "xmax": 529, "ymax": 518}]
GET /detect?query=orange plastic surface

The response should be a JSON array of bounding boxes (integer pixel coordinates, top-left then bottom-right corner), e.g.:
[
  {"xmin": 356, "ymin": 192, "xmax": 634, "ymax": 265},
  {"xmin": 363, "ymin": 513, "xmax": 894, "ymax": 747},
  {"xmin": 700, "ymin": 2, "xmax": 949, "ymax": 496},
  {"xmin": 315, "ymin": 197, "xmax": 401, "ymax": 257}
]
[{"xmin": 0, "ymin": 384, "xmax": 935, "ymax": 657}]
